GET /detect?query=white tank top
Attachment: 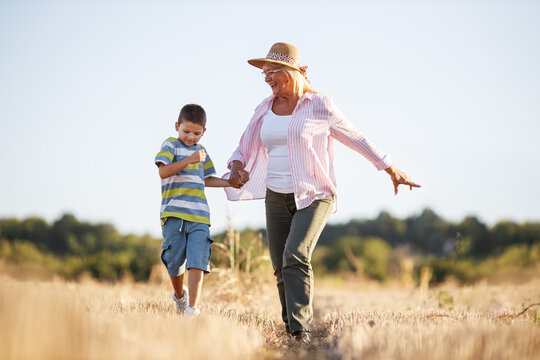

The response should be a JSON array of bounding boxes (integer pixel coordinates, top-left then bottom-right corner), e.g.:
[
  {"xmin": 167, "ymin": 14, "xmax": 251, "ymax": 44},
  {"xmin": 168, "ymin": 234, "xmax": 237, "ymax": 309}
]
[{"xmin": 260, "ymin": 109, "xmax": 294, "ymax": 193}]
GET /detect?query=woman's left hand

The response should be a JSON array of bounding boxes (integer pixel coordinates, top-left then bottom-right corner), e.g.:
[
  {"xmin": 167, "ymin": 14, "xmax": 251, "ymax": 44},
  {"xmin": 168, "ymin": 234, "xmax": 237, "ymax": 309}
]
[{"xmin": 385, "ymin": 165, "xmax": 421, "ymax": 195}]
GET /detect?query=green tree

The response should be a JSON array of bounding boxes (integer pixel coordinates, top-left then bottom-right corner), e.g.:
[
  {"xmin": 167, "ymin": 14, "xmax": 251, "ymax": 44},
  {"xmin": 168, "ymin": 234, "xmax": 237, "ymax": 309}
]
[
  {"xmin": 454, "ymin": 216, "xmax": 490, "ymax": 256},
  {"xmin": 404, "ymin": 208, "xmax": 450, "ymax": 255},
  {"xmin": 318, "ymin": 236, "xmax": 393, "ymax": 281},
  {"xmin": 491, "ymin": 221, "xmax": 520, "ymax": 253}
]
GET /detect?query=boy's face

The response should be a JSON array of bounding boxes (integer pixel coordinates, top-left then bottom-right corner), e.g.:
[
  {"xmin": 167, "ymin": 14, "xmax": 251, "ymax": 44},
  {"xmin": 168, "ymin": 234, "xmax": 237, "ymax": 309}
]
[{"xmin": 175, "ymin": 120, "xmax": 206, "ymax": 147}]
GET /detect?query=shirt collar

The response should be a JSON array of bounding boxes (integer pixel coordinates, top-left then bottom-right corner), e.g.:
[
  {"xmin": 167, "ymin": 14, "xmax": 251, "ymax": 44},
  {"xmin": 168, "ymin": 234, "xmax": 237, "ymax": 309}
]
[
  {"xmin": 264, "ymin": 91, "xmax": 314, "ymax": 107},
  {"xmin": 299, "ymin": 91, "xmax": 314, "ymax": 104}
]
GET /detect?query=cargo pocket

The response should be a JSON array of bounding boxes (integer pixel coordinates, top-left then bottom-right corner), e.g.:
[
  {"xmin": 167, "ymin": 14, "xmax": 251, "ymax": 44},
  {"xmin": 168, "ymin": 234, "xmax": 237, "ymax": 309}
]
[
  {"xmin": 206, "ymin": 235, "xmax": 214, "ymax": 258},
  {"xmin": 160, "ymin": 242, "xmax": 171, "ymax": 267},
  {"xmin": 205, "ymin": 235, "xmax": 214, "ymax": 273}
]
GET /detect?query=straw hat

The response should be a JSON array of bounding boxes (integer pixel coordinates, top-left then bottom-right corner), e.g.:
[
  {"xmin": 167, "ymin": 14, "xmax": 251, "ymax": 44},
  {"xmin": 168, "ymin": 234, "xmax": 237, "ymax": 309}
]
[{"xmin": 248, "ymin": 42, "xmax": 308, "ymax": 76}]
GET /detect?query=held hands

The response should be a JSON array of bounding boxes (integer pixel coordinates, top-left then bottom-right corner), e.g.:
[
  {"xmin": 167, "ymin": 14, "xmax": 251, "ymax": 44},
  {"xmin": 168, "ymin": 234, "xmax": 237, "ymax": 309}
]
[
  {"xmin": 187, "ymin": 149, "xmax": 206, "ymax": 164},
  {"xmin": 385, "ymin": 165, "xmax": 421, "ymax": 195},
  {"xmin": 229, "ymin": 168, "xmax": 250, "ymax": 189}
]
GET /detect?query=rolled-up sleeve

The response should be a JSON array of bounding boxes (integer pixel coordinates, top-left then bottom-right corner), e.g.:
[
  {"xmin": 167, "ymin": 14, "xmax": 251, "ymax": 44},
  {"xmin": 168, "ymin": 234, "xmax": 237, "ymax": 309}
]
[
  {"xmin": 326, "ymin": 97, "xmax": 392, "ymax": 170},
  {"xmin": 227, "ymin": 146, "xmax": 246, "ymax": 169}
]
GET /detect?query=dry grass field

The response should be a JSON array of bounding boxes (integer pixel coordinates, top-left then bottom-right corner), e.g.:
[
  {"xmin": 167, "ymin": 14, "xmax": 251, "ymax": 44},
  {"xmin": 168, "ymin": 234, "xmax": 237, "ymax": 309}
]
[{"xmin": 1, "ymin": 267, "xmax": 539, "ymax": 360}]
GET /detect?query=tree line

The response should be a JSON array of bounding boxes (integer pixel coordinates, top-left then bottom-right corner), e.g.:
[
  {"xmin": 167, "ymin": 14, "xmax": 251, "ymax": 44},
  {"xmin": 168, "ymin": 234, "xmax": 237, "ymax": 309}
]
[
  {"xmin": 0, "ymin": 209, "xmax": 538, "ymax": 282},
  {"xmin": 318, "ymin": 209, "xmax": 540, "ymax": 257},
  {"xmin": 0, "ymin": 214, "xmax": 160, "ymax": 281}
]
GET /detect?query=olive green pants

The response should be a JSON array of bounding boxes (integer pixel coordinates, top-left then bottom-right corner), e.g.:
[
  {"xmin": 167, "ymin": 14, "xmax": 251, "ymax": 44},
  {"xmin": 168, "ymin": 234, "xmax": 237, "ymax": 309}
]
[{"xmin": 265, "ymin": 189, "xmax": 334, "ymax": 333}]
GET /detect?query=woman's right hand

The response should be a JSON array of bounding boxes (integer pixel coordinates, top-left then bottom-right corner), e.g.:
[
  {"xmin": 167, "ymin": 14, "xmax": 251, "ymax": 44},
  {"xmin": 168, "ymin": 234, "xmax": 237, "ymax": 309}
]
[{"xmin": 229, "ymin": 161, "xmax": 250, "ymax": 188}]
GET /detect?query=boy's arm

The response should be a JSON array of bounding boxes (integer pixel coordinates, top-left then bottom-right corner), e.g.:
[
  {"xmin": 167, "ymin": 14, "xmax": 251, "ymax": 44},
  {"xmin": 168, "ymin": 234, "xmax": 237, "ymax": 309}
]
[
  {"xmin": 158, "ymin": 149, "xmax": 206, "ymax": 179},
  {"xmin": 204, "ymin": 176, "xmax": 232, "ymax": 187}
]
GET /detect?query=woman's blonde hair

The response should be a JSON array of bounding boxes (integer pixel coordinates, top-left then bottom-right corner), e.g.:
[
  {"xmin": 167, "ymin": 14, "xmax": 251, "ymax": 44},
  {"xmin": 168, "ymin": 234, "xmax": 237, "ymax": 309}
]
[{"xmin": 282, "ymin": 67, "xmax": 314, "ymax": 98}]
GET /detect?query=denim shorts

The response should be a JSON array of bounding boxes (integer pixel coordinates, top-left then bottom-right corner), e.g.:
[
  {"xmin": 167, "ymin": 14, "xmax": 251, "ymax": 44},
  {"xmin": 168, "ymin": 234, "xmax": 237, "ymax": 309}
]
[{"xmin": 160, "ymin": 217, "xmax": 213, "ymax": 276}]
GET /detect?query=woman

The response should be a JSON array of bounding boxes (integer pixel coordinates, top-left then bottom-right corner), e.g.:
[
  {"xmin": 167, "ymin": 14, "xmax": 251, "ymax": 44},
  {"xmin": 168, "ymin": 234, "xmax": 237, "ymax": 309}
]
[{"xmin": 225, "ymin": 42, "xmax": 420, "ymax": 343}]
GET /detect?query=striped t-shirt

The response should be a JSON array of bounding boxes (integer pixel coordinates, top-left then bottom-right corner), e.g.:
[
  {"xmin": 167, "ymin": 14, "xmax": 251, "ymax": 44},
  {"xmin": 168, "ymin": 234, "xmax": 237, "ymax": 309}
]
[{"xmin": 155, "ymin": 137, "xmax": 216, "ymax": 225}]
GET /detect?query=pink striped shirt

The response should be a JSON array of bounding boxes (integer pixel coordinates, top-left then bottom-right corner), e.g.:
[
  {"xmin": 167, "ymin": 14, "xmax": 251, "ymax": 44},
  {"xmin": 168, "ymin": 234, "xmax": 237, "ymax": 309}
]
[{"xmin": 224, "ymin": 92, "xmax": 392, "ymax": 211}]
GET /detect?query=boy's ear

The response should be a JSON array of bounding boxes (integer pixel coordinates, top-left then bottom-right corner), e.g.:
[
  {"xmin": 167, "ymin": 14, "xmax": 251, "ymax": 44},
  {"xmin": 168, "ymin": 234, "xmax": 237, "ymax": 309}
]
[
  {"xmin": 202, "ymin": 128, "xmax": 207, "ymax": 135},
  {"xmin": 175, "ymin": 122, "xmax": 179, "ymax": 131}
]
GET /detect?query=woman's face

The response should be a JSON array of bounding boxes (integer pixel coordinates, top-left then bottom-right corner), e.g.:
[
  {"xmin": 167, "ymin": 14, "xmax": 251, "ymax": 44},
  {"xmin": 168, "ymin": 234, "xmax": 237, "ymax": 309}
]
[{"xmin": 262, "ymin": 63, "xmax": 294, "ymax": 97}]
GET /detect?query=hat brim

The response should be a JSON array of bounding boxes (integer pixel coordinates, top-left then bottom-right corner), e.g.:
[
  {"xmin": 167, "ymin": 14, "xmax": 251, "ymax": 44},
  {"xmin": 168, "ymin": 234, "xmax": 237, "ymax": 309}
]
[{"xmin": 247, "ymin": 58, "xmax": 300, "ymax": 71}]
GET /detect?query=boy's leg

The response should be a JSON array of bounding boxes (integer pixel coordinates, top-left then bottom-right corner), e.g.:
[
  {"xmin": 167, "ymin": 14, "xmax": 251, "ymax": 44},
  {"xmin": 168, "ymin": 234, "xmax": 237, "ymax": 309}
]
[
  {"xmin": 187, "ymin": 269, "xmax": 204, "ymax": 308},
  {"xmin": 161, "ymin": 217, "xmax": 189, "ymax": 312},
  {"xmin": 184, "ymin": 221, "xmax": 213, "ymax": 310},
  {"xmin": 170, "ymin": 274, "xmax": 185, "ymax": 299}
]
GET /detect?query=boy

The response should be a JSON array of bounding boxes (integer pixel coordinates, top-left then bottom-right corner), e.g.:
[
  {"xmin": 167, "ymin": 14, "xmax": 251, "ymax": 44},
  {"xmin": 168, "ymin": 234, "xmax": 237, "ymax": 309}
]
[{"xmin": 155, "ymin": 104, "xmax": 232, "ymax": 316}]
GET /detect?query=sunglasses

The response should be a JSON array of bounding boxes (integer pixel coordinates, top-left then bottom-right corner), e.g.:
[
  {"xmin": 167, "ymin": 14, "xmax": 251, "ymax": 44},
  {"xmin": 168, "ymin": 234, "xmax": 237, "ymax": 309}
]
[{"xmin": 261, "ymin": 68, "xmax": 283, "ymax": 78}]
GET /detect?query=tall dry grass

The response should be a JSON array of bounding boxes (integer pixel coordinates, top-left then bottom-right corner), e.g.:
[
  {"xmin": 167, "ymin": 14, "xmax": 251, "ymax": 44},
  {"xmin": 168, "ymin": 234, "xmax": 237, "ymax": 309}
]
[
  {"xmin": 1, "ymin": 269, "xmax": 539, "ymax": 360},
  {"xmin": 0, "ymin": 273, "xmax": 263, "ymax": 360}
]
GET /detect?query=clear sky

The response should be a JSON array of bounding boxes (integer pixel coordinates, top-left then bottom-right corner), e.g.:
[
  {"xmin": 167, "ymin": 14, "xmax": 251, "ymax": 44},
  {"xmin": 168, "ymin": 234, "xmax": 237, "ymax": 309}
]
[{"xmin": 1, "ymin": 0, "xmax": 539, "ymax": 237}]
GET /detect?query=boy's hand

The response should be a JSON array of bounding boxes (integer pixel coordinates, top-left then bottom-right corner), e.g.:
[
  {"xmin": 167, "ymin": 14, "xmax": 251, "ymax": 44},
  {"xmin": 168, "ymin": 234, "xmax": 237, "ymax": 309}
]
[
  {"xmin": 158, "ymin": 149, "xmax": 207, "ymax": 179},
  {"xmin": 229, "ymin": 168, "xmax": 249, "ymax": 188},
  {"xmin": 187, "ymin": 149, "xmax": 206, "ymax": 164}
]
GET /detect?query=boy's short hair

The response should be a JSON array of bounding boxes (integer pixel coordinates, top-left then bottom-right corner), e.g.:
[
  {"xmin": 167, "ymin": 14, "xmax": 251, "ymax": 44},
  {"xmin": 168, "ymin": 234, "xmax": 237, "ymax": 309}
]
[{"xmin": 178, "ymin": 104, "xmax": 206, "ymax": 127}]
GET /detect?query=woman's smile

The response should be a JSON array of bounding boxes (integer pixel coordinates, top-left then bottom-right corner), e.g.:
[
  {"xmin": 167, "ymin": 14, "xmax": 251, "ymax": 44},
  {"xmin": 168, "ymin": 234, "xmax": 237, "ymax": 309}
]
[{"xmin": 263, "ymin": 64, "xmax": 290, "ymax": 95}]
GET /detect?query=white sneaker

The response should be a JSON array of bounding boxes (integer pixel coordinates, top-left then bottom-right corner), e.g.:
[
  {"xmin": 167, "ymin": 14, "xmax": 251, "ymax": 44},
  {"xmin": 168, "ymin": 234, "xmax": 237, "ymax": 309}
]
[
  {"xmin": 172, "ymin": 285, "xmax": 189, "ymax": 314},
  {"xmin": 184, "ymin": 306, "xmax": 200, "ymax": 317}
]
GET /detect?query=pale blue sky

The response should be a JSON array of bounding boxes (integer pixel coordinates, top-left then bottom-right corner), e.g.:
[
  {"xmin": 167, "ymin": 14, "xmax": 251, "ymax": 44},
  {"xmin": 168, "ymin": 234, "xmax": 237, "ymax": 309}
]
[{"xmin": 1, "ymin": 0, "xmax": 539, "ymax": 237}]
